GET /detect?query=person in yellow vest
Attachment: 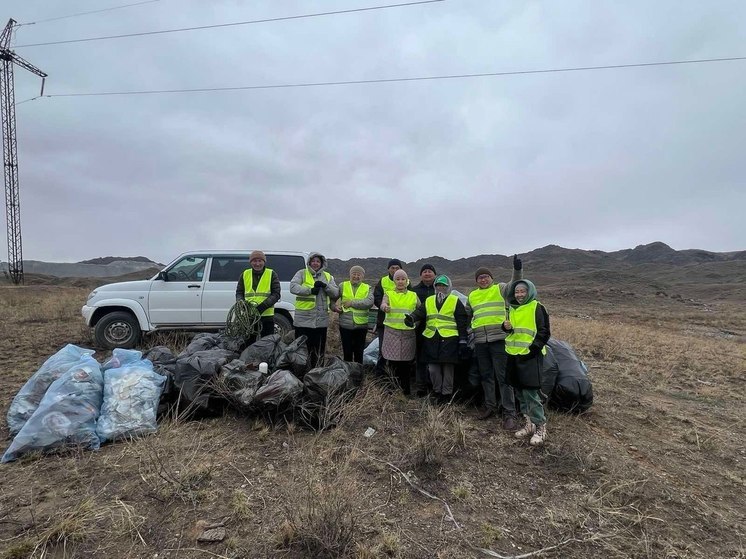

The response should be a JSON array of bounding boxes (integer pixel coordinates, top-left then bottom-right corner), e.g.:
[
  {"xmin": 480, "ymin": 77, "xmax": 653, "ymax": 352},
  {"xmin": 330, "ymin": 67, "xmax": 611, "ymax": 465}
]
[
  {"xmin": 372, "ymin": 258, "xmax": 408, "ymax": 375},
  {"xmin": 235, "ymin": 250, "xmax": 281, "ymax": 339},
  {"xmin": 405, "ymin": 275, "xmax": 469, "ymax": 404},
  {"xmin": 333, "ymin": 265, "xmax": 374, "ymax": 363},
  {"xmin": 290, "ymin": 252, "xmax": 339, "ymax": 370},
  {"xmin": 379, "ymin": 269, "xmax": 419, "ymax": 395},
  {"xmin": 465, "ymin": 255, "xmax": 523, "ymax": 427},
  {"xmin": 502, "ymin": 279, "xmax": 550, "ymax": 446}
]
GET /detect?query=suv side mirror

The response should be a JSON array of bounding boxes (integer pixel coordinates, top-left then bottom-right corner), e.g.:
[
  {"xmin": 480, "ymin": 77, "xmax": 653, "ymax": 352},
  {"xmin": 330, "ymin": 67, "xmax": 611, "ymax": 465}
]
[{"xmin": 157, "ymin": 271, "xmax": 169, "ymax": 281}]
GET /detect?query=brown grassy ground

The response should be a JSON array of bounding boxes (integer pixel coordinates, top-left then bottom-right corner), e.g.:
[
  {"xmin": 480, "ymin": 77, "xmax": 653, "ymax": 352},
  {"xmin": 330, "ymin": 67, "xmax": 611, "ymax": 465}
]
[{"xmin": 0, "ymin": 285, "xmax": 744, "ymax": 559}]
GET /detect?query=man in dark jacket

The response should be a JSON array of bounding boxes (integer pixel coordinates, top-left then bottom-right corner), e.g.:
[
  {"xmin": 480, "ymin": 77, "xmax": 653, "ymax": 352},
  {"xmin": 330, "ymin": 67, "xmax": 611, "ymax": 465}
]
[
  {"xmin": 373, "ymin": 258, "xmax": 406, "ymax": 375},
  {"xmin": 411, "ymin": 263, "xmax": 437, "ymax": 396},
  {"xmin": 235, "ymin": 250, "xmax": 281, "ymax": 339}
]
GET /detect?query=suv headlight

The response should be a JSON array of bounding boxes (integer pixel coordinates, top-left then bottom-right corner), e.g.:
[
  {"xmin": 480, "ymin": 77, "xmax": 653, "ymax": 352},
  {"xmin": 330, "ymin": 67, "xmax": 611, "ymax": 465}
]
[{"xmin": 87, "ymin": 290, "xmax": 98, "ymax": 302}]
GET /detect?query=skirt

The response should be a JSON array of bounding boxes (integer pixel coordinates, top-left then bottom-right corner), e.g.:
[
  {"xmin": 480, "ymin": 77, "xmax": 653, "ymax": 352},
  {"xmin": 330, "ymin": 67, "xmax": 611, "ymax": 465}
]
[{"xmin": 381, "ymin": 326, "xmax": 417, "ymax": 362}]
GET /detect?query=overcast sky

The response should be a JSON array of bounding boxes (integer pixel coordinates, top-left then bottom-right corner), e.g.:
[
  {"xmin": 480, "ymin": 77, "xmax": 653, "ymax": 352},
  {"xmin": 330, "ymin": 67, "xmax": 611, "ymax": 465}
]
[{"xmin": 2, "ymin": 0, "xmax": 744, "ymax": 263}]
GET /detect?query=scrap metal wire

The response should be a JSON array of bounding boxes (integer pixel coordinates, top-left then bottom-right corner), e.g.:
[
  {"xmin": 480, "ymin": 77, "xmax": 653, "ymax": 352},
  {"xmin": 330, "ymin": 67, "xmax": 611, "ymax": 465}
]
[{"xmin": 225, "ymin": 300, "xmax": 262, "ymax": 340}]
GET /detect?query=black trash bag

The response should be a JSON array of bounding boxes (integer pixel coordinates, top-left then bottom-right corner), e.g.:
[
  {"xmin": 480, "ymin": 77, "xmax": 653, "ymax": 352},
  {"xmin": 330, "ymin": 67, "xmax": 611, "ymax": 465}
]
[
  {"xmin": 253, "ymin": 370, "xmax": 303, "ymax": 409},
  {"xmin": 180, "ymin": 333, "xmax": 222, "ymax": 358},
  {"xmin": 303, "ymin": 357, "xmax": 356, "ymax": 403},
  {"xmin": 172, "ymin": 348, "xmax": 238, "ymax": 414},
  {"xmin": 540, "ymin": 344, "xmax": 560, "ymax": 403},
  {"xmin": 218, "ymin": 333, "xmax": 245, "ymax": 354},
  {"xmin": 143, "ymin": 346, "xmax": 177, "ymax": 369},
  {"xmin": 239, "ymin": 334, "xmax": 286, "ymax": 368},
  {"xmin": 344, "ymin": 361, "xmax": 364, "ymax": 390},
  {"xmin": 546, "ymin": 339, "xmax": 593, "ymax": 413},
  {"xmin": 275, "ymin": 335, "xmax": 309, "ymax": 376}
]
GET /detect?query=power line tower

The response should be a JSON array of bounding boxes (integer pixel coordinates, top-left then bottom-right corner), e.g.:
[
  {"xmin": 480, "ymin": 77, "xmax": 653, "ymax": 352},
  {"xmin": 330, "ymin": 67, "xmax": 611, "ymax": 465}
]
[{"xmin": 1, "ymin": 19, "xmax": 46, "ymax": 285}]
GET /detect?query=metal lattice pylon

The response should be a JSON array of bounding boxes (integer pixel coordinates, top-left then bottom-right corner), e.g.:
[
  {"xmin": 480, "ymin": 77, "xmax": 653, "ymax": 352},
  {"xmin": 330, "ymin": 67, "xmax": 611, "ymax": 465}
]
[{"xmin": 1, "ymin": 19, "xmax": 46, "ymax": 285}]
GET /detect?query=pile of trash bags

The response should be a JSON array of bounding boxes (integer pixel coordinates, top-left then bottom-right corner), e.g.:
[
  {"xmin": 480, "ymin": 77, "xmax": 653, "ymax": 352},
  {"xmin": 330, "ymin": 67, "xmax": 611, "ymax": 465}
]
[{"xmin": 4, "ymin": 347, "xmax": 165, "ymax": 463}]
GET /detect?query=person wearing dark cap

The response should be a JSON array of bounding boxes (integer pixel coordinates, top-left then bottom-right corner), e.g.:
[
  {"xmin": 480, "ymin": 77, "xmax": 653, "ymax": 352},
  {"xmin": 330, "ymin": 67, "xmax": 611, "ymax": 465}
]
[
  {"xmin": 235, "ymin": 250, "xmax": 281, "ymax": 339},
  {"xmin": 411, "ymin": 263, "xmax": 437, "ymax": 396},
  {"xmin": 466, "ymin": 255, "xmax": 523, "ymax": 428},
  {"xmin": 372, "ymin": 258, "xmax": 409, "ymax": 375}
]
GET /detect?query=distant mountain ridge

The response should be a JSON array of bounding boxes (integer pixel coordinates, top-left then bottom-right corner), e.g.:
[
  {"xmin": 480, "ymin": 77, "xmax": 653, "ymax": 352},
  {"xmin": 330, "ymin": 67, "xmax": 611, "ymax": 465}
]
[
  {"xmin": 78, "ymin": 256, "xmax": 159, "ymax": 265},
  {"xmin": 326, "ymin": 242, "xmax": 746, "ymax": 278}
]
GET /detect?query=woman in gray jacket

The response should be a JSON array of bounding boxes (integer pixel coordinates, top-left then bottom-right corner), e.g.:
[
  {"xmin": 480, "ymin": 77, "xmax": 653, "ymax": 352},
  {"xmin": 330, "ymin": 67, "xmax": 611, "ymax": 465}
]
[
  {"xmin": 334, "ymin": 265, "xmax": 374, "ymax": 363},
  {"xmin": 290, "ymin": 252, "xmax": 339, "ymax": 370}
]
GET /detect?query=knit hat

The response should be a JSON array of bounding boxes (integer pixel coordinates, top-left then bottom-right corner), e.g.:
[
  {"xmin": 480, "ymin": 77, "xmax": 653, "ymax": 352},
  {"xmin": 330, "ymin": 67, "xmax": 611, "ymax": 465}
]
[
  {"xmin": 434, "ymin": 274, "xmax": 449, "ymax": 286},
  {"xmin": 474, "ymin": 267, "xmax": 493, "ymax": 280},
  {"xmin": 420, "ymin": 263, "xmax": 436, "ymax": 275},
  {"xmin": 387, "ymin": 258, "xmax": 403, "ymax": 269},
  {"xmin": 349, "ymin": 265, "xmax": 365, "ymax": 276},
  {"xmin": 249, "ymin": 250, "xmax": 266, "ymax": 263}
]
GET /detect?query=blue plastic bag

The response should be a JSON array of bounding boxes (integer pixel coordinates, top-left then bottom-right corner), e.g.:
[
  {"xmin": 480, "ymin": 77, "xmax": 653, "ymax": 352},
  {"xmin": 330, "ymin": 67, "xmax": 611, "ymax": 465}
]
[
  {"xmin": 7, "ymin": 344, "xmax": 95, "ymax": 436},
  {"xmin": 2, "ymin": 354, "xmax": 103, "ymax": 463},
  {"xmin": 96, "ymin": 359, "xmax": 165, "ymax": 442},
  {"xmin": 102, "ymin": 348, "xmax": 143, "ymax": 371}
]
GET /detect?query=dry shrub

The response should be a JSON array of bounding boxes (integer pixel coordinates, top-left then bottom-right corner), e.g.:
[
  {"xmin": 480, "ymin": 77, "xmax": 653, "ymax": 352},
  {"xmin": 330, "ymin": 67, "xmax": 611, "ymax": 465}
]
[
  {"xmin": 140, "ymin": 330, "xmax": 192, "ymax": 354},
  {"xmin": 135, "ymin": 422, "xmax": 218, "ymax": 505},
  {"xmin": 278, "ymin": 452, "xmax": 366, "ymax": 558},
  {"xmin": 402, "ymin": 403, "xmax": 466, "ymax": 471}
]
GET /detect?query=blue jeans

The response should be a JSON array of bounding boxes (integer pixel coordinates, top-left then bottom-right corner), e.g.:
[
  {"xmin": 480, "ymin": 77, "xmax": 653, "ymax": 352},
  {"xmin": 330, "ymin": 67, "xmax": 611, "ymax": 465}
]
[{"xmin": 474, "ymin": 341, "xmax": 516, "ymax": 416}]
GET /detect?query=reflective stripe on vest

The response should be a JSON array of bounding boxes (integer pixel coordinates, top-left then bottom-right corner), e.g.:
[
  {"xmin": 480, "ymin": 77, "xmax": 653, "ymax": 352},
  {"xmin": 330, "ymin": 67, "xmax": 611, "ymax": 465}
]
[
  {"xmin": 505, "ymin": 300, "xmax": 547, "ymax": 356},
  {"xmin": 468, "ymin": 284, "xmax": 506, "ymax": 329},
  {"xmin": 295, "ymin": 269, "xmax": 332, "ymax": 311},
  {"xmin": 243, "ymin": 268, "xmax": 274, "ymax": 317},
  {"xmin": 383, "ymin": 290, "xmax": 418, "ymax": 330},
  {"xmin": 423, "ymin": 294, "xmax": 458, "ymax": 338},
  {"xmin": 340, "ymin": 281, "xmax": 371, "ymax": 325}
]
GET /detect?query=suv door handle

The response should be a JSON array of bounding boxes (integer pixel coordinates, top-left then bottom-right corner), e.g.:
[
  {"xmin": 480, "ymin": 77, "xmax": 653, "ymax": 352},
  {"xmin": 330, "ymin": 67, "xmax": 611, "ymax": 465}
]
[{"xmin": 187, "ymin": 284, "xmax": 201, "ymax": 288}]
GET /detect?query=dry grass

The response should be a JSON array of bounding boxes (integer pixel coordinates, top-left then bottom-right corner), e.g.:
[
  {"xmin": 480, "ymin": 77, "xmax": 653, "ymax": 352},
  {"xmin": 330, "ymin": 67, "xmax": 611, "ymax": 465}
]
[{"xmin": 1, "ymin": 285, "xmax": 745, "ymax": 558}]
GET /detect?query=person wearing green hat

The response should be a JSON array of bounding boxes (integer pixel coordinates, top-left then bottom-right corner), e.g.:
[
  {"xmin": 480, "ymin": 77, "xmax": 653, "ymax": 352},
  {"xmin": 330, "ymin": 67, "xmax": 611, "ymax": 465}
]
[
  {"xmin": 502, "ymin": 279, "xmax": 551, "ymax": 445},
  {"xmin": 405, "ymin": 275, "xmax": 469, "ymax": 404}
]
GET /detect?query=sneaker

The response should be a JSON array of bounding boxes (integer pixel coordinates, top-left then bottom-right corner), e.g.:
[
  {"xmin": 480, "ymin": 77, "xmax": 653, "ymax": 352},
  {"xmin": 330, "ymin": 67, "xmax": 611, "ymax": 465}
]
[
  {"xmin": 477, "ymin": 408, "xmax": 495, "ymax": 420},
  {"xmin": 502, "ymin": 415, "xmax": 519, "ymax": 431},
  {"xmin": 514, "ymin": 415, "xmax": 536, "ymax": 439},
  {"xmin": 529, "ymin": 423, "xmax": 547, "ymax": 446}
]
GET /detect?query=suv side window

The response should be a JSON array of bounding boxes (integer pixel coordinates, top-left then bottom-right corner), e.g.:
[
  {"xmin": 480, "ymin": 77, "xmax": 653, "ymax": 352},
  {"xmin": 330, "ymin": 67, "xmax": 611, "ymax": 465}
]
[
  {"xmin": 266, "ymin": 255, "xmax": 306, "ymax": 281},
  {"xmin": 209, "ymin": 257, "xmax": 249, "ymax": 282},
  {"xmin": 167, "ymin": 256, "xmax": 207, "ymax": 282}
]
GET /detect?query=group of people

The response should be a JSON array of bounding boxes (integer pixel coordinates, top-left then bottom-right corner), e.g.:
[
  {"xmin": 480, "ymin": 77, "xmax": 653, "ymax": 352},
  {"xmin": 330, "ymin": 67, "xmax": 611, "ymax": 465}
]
[{"xmin": 236, "ymin": 251, "xmax": 551, "ymax": 445}]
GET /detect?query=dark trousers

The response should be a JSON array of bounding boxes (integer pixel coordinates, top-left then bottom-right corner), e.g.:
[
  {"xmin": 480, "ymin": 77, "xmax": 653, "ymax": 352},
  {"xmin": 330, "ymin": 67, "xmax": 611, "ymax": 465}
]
[
  {"xmin": 294, "ymin": 326, "xmax": 328, "ymax": 370},
  {"xmin": 260, "ymin": 317, "xmax": 275, "ymax": 337},
  {"xmin": 374, "ymin": 326, "xmax": 386, "ymax": 375},
  {"xmin": 388, "ymin": 360, "xmax": 412, "ymax": 395},
  {"xmin": 414, "ymin": 329, "xmax": 430, "ymax": 393},
  {"xmin": 339, "ymin": 327, "xmax": 367, "ymax": 363},
  {"xmin": 474, "ymin": 340, "xmax": 516, "ymax": 416}
]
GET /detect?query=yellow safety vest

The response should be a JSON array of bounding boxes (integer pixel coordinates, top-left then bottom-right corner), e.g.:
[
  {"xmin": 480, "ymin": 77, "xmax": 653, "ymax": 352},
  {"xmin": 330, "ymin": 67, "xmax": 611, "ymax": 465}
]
[
  {"xmin": 383, "ymin": 290, "xmax": 418, "ymax": 330},
  {"xmin": 242, "ymin": 268, "xmax": 274, "ymax": 317},
  {"xmin": 423, "ymin": 294, "xmax": 459, "ymax": 338},
  {"xmin": 340, "ymin": 281, "xmax": 371, "ymax": 325},
  {"xmin": 380, "ymin": 274, "xmax": 410, "ymax": 292},
  {"xmin": 468, "ymin": 284, "xmax": 507, "ymax": 329},
  {"xmin": 295, "ymin": 269, "xmax": 332, "ymax": 311},
  {"xmin": 505, "ymin": 300, "xmax": 546, "ymax": 356}
]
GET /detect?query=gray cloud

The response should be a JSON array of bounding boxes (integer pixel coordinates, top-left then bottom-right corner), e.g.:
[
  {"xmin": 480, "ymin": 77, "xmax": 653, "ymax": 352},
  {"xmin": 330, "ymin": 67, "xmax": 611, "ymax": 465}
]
[{"xmin": 3, "ymin": 0, "xmax": 745, "ymax": 264}]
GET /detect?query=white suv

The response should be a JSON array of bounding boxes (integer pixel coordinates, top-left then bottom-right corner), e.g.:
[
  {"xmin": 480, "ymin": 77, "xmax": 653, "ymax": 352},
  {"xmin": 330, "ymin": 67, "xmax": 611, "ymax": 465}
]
[{"xmin": 82, "ymin": 250, "xmax": 309, "ymax": 349}]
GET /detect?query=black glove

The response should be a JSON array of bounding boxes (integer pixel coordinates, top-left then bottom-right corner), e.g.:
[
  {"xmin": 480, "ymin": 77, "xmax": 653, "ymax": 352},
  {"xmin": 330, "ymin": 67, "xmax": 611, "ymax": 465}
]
[
  {"xmin": 404, "ymin": 314, "xmax": 414, "ymax": 328},
  {"xmin": 458, "ymin": 340, "xmax": 472, "ymax": 361},
  {"xmin": 528, "ymin": 343, "xmax": 541, "ymax": 357},
  {"xmin": 310, "ymin": 286, "xmax": 320, "ymax": 295},
  {"xmin": 314, "ymin": 280, "xmax": 327, "ymax": 289},
  {"xmin": 513, "ymin": 254, "xmax": 522, "ymax": 271},
  {"xmin": 255, "ymin": 302, "xmax": 267, "ymax": 314}
]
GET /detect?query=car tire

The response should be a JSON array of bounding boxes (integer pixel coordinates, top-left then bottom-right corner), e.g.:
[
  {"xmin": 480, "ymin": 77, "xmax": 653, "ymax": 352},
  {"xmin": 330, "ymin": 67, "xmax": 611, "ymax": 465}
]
[
  {"xmin": 273, "ymin": 313, "xmax": 293, "ymax": 342},
  {"xmin": 94, "ymin": 311, "xmax": 142, "ymax": 349}
]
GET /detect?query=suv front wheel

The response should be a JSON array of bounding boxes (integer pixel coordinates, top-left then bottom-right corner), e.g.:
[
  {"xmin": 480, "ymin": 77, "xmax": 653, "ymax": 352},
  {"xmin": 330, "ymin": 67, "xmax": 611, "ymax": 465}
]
[{"xmin": 94, "ymin": 311, "xmax": 142, "ymax": 349}]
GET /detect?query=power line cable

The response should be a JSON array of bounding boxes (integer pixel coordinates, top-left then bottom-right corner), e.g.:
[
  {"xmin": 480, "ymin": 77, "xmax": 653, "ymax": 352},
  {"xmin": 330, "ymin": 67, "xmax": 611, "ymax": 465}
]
[
  {"xmin": 17, "ymin": 1, "xmax": 163, "ymax": 26},
  {"xmin": 40, "ymin": 56, "xmax": 746, "ymax": 99},
  {"xmin": 14, "ymin": 0, "xmax": 446, "ymax": 48}
]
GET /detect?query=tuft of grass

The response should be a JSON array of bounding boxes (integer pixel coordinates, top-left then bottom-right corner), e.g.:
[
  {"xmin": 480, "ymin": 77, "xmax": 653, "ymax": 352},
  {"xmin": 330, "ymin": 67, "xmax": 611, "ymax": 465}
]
[
  {"xmin": 402, "ymin": 403, "xmax": 467, "ymax": 471},
  {"xmin": 231, "ymin": 489, "xmax": 253, "ymax": 520}
]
